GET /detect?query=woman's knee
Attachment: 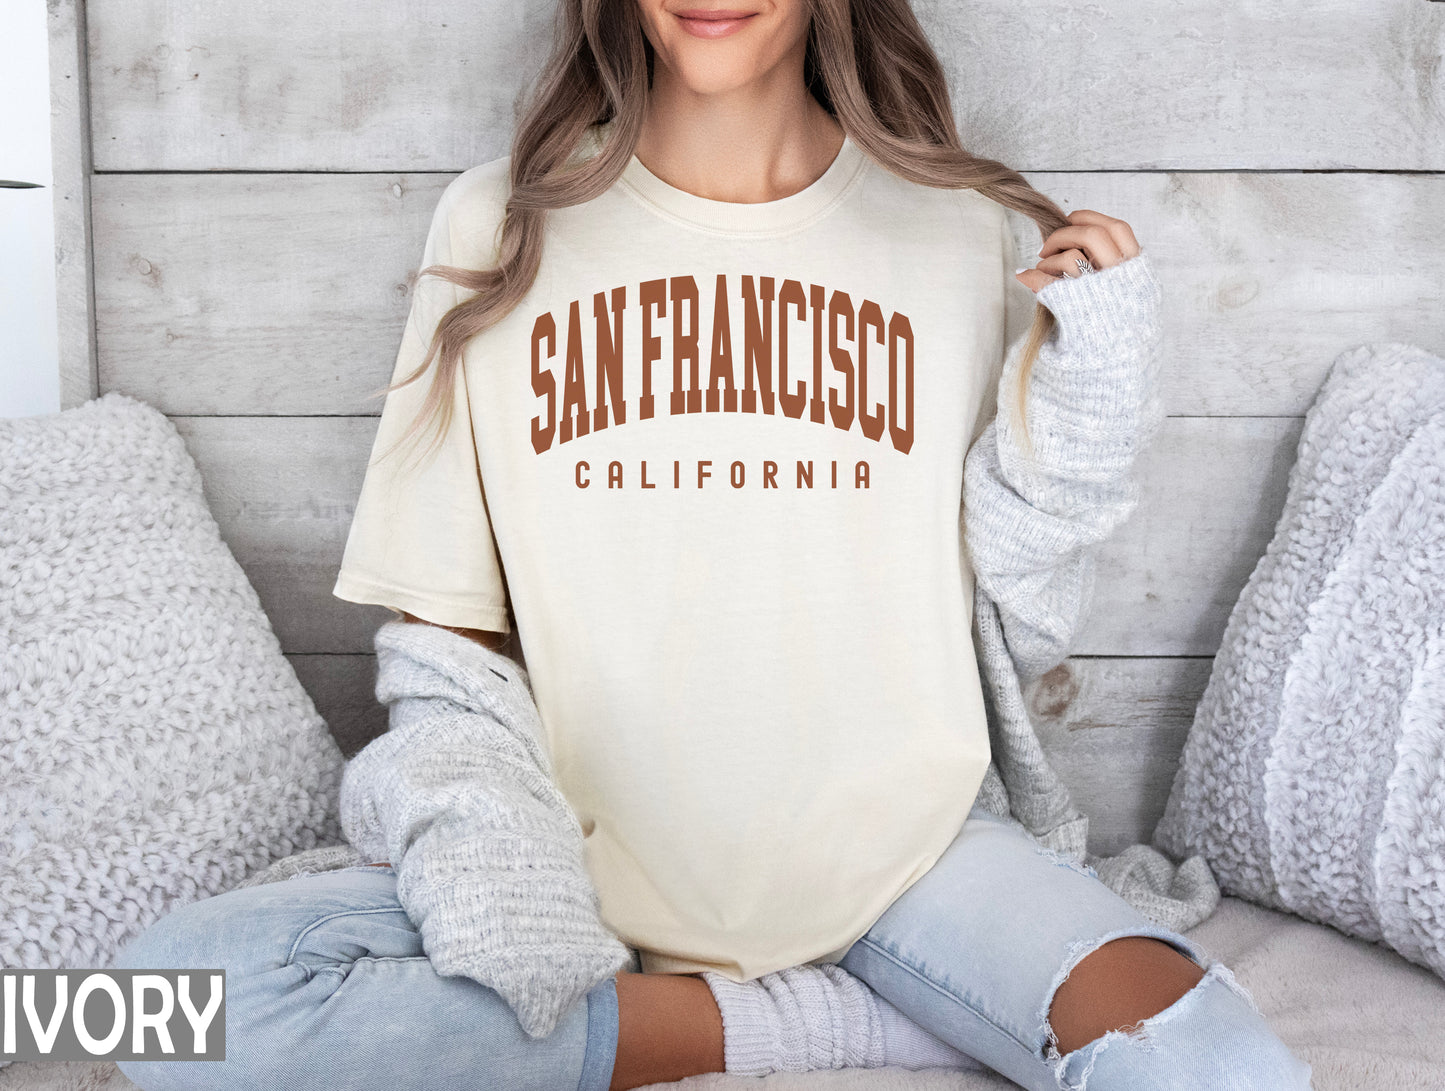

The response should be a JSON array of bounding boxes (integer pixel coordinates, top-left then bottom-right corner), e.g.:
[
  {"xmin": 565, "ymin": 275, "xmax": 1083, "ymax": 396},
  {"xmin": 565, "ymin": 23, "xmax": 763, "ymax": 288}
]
[
  {"xmin": 114, "ymin": 869, "xmax": 414, "ymax": 1090},
  {"xmin": 116, "ymin": 866, "xmax": 412, "ymax": 971},
  {"xmin": 112, "ymin": 887, "xmax": 262, "ymax": 981},
  {"xmin": 1042, "ymin": 943, "xmax": 1313, "ymax": 1090},
  {"xmin": 1045, "ymin": 935, "xmax": 1206, "ymax": 1056}
]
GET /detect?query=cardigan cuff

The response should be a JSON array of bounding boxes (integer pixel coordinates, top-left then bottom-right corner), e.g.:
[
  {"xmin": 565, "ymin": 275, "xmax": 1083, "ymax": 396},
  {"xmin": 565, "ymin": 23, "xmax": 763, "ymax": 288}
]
[{"xmin": 1033, "ymin": 247, "xmax": 1162, "ymax": 357}]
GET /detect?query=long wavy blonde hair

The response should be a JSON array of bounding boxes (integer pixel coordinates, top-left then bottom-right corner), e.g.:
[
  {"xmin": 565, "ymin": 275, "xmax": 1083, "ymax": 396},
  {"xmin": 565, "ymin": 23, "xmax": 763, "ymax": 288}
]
[{"xmin": 370, "ymin": 0, "xmax": 1068, "ymax": 470}]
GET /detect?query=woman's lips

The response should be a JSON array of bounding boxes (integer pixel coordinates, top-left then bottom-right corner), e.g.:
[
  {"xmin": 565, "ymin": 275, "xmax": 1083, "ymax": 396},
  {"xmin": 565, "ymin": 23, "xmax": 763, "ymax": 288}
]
[{"xmin": 674, "ymin": 9, "xmax": 758, "ymax": 38}]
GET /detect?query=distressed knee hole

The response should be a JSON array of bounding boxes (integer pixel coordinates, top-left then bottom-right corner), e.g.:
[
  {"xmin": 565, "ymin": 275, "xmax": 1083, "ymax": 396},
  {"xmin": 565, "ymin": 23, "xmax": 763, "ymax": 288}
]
[
  {"xmin": 1039, "ymin": 932, "xmax": 1213, "ymax": 1086},
  {"xmin": 1041, "ymin": 960, "xmax": 1261, "ymax": 1090}
]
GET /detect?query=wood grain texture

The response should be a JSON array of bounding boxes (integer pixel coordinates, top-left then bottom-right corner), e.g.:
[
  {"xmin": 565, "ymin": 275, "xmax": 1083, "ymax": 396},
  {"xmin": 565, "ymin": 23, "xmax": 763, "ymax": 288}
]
[
  {"xmin": 88, "ymin": 1, "xmax": 552, "ymax": 172},
  {"xmin": 88, "ymin": 0, "xmax": 1445, "ymax": 171},
  {"xmin": 1004, "ymin": 173, "xmax": 1445, "ymax": 417},
  {"xmin": 49, "ymin": 0, "xmax": 98, "ymax": 409},
  {"xmin": 1088, "ymin": 415, "xmax": 1304, "ymax": 657},
  {"xmin": 92, "ymin": 173, "xmax": 451, "ymax": 416},
  {"xmin": 169, "ymin": 415, "xmax": 394, "ymax": 654},
  {"xmin": 285, "ymin": 653, "xmax": 387, "ymax": 758},
  {"xmin": 94, "ymin": 171, "xmax": 1445, "ymax": 417},
  {"xmin": 1024, "ymin": 656, "xmax": 1214, "ymax": 854}
]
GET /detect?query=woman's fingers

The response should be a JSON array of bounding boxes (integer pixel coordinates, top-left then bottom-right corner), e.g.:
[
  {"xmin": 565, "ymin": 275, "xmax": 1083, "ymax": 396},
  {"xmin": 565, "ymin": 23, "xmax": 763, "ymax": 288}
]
[
  {"xmin": 1039, "ymin": 209, "xmax": 1140, "ymax": 268},
  {"xmin": 1015, "ymin": 241, "xmax": 1114, "ymax": 292},
  {"xmin": 1040, "ymin": 223, "xmax": 1124, "ymax": 268},
  {"xmin": 1014, "ymin": 209, "xmax": 1145, "ymax": 291},
  {"xmin": 1014, "ymin": 266, "xmax": 1061, "ymax": 293},
  {"xmin": 1036, "ymin": 247, "xmax": 1101, "ymax": 280}
]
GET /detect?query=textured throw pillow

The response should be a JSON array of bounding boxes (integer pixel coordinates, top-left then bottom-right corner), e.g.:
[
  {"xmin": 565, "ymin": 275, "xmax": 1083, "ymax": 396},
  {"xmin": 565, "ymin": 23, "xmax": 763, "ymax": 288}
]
[
  {"xmin": 1154, "ymin": 341, "xmax": 1445, "ymax": 980},
  {"xmin": 0, "ymin": 391, "xmax": 346, "ymax": 978}
]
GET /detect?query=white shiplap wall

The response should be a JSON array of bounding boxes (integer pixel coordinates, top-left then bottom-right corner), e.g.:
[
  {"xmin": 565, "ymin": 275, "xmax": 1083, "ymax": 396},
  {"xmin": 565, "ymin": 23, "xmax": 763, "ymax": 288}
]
[{"xmin": 75, "ymin": 0, "xmax": 1445, "ymax": 850}]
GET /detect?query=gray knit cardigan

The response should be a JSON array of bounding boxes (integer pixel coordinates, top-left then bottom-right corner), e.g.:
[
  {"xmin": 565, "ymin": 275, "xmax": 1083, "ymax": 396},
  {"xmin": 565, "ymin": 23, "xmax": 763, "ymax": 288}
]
[
  {"xmin": 963, "ymin": 250, "xmax": 1218, "ymax": 926},
  {"xmin": 307, "ymin": 247, "xmax": 1219, "ymax": 1039}
]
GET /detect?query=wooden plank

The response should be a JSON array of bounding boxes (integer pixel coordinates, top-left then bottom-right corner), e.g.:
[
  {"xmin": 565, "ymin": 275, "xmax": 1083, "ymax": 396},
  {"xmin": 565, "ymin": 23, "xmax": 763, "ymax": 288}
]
[
  {"xmin": 94, "ymin": 171, "xmax": 1445, "ymax": 418},
  {"xmin": 93, "ymin": 173, "xmax": 451, "ymax": 416},
  {"xmin": 1084, "ymin": 415, "xmax": 1304, "ymax": 657},
  {"xmin": 88, "ymin": 0, "xmax": 552, "ymax": 172},
  {"xmin": 1024, "ymin": 656, "xmax": 1215, "ymax": 855},
  {"xmin": 169, "ymin": 414, "xmax": 1296, "ymax": 658},
  {"xmin": 286, "ymin": 653, "xmax": 386, "ymax": 759},
  {"xmin": 88, "ymin": 0, "xmax": 1445, "ymax": 172},
  {"xmin": 48, "ymin": 0, "xmax": 98, "ymax": 408},
  {"xmin": 942, "ymin": 0, "xmax": 1445, "ymax": 172},
  {"xmin": 170, "ymin": 415, "xmax": 396, "ymax": 654},
  {"xmin": 1004, "ymin": 171, "xmax": 1445, "ymax": 417}
]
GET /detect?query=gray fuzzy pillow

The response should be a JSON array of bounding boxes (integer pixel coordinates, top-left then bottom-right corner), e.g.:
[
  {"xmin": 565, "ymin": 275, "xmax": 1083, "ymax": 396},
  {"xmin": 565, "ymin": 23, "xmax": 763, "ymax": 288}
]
[
  {"xmin": 0, "ymin": 392, "xmax": 346, "ymax": 978},
  {"xmin": 1153, "ymin": 342, "xmax": 1445, "ymax": 980}
]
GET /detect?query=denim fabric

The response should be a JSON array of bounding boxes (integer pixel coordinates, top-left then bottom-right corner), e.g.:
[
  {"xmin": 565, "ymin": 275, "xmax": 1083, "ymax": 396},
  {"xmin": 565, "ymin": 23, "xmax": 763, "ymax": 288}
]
[
  {"xmin": 838, "ymin": 803, "xmax": 1315, "ymax": 1090},
  {"xmin": 111, "ymin": 863, "xmax": 618, "ymax": 1091},
  {"xmin": 110, "ymin": 805, "xmax": 1315, "ymax": 1091}
]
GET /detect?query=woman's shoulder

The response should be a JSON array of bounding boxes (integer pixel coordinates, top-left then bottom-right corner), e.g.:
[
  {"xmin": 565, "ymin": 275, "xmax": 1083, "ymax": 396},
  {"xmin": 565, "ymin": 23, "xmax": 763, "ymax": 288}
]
[
  {"xmin": 853, "ymin": 153, "xmax": 1006, "ymax": 256},
  {"xmin": 949, "ymin": 183, "xmax": 1012, "ymax": 229},
  {"xmin": 430, "ymin": 153, "xmax": 513, "ymax": 266},
  {"xmin": 442, "ymin": 153, "xmax": 513, "ymax": 223},
  {"xmin": 443, "ymin": 122, "xmax": 604, "ymax": 222},
  {"xmin": 434, "ymin": 126, "xmax": 606, "ymax": 261}
]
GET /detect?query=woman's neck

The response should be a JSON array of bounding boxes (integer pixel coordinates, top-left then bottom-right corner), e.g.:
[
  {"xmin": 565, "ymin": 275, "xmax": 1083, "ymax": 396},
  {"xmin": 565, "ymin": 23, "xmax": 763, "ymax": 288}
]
[{"xmin": 631, "ymin": 74, "xmax": 844, "ymax": 206}]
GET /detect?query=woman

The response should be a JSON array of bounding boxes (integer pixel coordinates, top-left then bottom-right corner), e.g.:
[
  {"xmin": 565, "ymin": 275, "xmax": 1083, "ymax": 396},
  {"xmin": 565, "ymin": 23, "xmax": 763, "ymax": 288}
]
[{"xmin": 114, "ymin": 1, "xmax": 1315, "ymax": 1089}]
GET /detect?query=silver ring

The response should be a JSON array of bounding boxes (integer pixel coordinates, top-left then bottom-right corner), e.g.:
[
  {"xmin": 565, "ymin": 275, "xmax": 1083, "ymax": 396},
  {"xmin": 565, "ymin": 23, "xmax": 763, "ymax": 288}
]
[{"xmin": 1073, "ymin": 257, "xmax": 1095, "ymax": 277}]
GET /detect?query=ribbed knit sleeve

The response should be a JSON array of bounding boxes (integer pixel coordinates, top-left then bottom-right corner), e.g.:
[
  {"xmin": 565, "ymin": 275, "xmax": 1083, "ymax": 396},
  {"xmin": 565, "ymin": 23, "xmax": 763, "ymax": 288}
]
[
  {"xmin": 962, "ymin": 243, "xmax": 1165, "ymax": 683},
  {"xmin": 338, "ymin": 619, "xmax": 631, "ymax": 1039}
]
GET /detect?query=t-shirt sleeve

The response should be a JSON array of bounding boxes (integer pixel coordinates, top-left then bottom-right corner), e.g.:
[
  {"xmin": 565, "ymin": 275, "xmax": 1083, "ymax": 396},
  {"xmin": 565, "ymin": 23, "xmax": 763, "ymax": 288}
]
[{"xmin": 331, "ymin": 179, "xmax": 512, "ymax": 634}]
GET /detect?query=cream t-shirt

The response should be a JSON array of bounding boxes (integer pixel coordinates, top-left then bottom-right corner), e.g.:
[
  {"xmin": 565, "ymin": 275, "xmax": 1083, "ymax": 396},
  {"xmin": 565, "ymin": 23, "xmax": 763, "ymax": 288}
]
[{"xmin": 334, "ymin": 119, "xmax": 1036, "ymax": 979}]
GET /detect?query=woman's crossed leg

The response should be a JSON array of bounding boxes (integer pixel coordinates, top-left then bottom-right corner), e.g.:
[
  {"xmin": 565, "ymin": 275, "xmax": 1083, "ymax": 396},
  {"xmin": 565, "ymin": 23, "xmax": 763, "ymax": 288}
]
[
  {"xmin": 836, "ymin": 804, "xmax": 1315, "ymax": 1090},
  {"xmin": 110, "ymin": 811, "xmax": 1315, "ymax": 1091},
  {"xmin": 110, "ymin": 863, "xmax": 620, "ymax": 1091}
]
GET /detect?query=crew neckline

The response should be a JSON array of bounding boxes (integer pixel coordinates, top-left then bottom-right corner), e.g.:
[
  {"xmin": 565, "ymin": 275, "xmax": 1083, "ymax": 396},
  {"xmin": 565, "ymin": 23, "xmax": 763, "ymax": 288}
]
[{"xmin": 587, "ymin": 120, "xmax": 868, "ymax": 237}]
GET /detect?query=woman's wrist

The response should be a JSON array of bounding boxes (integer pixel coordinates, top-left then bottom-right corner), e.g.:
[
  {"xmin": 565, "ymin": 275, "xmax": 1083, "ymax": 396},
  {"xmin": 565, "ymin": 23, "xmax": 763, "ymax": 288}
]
[{"xmin": 1031, "ymin": 249, "xmax": 1162, "ymax": 360}]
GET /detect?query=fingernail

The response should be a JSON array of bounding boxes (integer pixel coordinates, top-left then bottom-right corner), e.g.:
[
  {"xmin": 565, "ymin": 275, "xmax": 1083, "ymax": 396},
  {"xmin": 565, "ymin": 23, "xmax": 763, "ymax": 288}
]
[{"xmin": 1013, "ymin": 266, "xmax": 1030, "ymax": 275}]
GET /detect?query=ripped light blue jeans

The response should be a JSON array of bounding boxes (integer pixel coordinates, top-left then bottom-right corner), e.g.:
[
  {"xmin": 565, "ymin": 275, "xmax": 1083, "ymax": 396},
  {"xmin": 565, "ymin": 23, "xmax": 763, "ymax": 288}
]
[
  {"xmin": 113, "ymin": 801, "xmax": 1312, "ymax": 1090},
  {"xmin": 836, "ymin": 802, "xmax": 1314, "ymax": 1090}
]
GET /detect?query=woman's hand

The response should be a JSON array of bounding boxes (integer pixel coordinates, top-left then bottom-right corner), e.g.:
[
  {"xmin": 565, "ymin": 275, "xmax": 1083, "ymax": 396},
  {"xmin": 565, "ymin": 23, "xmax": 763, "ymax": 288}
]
[{"xmin": 1014, "ymin": 209, "xmax": 1143, "ymax": 294}]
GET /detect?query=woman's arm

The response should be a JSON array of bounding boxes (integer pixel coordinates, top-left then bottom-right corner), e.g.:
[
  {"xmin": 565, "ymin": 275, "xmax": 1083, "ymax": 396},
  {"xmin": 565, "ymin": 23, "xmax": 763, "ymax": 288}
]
[
  {"xmin": 398, "ymin": 609, "xmax": 511, "ymax": 653},
  {"xmin": 963, "ymin": 211, "xmax": 1164, "ymax": 684},
  {"xmin": 340, "ymin": 618, "xmax": 629, "ymax": 1039}
]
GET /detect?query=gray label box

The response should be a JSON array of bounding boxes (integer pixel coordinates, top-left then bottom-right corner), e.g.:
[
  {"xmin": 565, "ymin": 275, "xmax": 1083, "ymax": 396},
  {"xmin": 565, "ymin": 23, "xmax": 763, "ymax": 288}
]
[{"xmin": 2, "ymin": 969, "xmax": 225, "ymax": 1062}]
